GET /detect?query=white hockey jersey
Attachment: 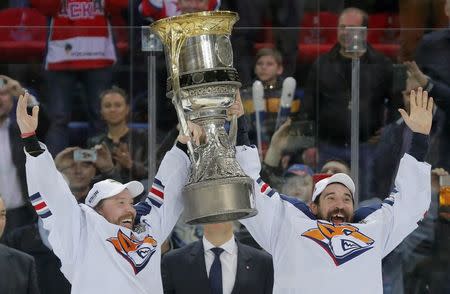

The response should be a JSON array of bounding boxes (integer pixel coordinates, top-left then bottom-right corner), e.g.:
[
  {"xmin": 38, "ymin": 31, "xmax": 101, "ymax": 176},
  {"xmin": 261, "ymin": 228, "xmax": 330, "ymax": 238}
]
[
  {"xmin": 25, "ymin": 144, "xmax": 190, "ymax": 294},
  {"xmin": 235, "ymin": 146, "xmax": 431, "ymax": 294}
]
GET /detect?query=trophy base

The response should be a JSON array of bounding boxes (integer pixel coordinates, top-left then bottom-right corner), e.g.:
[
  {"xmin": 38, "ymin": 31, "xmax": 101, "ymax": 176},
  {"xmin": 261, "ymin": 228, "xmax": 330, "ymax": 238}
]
[{"xmin": 182, "ymin": 176, "xmax": 257, "ymax": 225}]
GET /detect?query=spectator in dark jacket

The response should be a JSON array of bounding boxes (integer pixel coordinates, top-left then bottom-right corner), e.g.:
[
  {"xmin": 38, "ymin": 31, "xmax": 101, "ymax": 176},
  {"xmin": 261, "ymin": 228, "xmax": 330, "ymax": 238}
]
[{"xmin": 302, "ymin": 7, "xmax": 400, "ymax": 201}]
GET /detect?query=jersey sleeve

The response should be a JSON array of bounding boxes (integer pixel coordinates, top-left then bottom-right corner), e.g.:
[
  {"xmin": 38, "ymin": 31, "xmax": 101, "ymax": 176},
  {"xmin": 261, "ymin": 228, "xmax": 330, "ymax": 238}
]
[
  {"xmin": 25, "ymin": 144, "xmax": 82, "ymax": 267},
  {"xmin": 235, "ymin": 145, "xmax": 315, "ymax": 254},
  {"xmin": 362, "ymin": 153, "xmax": 431, "ymax": 257},
  {"xmin": 140, "ymin": 145, "xmax": 190, "ymax": 243}
]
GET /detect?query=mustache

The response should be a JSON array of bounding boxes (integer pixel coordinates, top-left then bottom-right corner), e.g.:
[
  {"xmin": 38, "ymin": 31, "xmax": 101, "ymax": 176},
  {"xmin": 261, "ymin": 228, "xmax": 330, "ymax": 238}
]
[{"xmin": 326, "ymin": 208, "xmax": 351, "ymax": 221}]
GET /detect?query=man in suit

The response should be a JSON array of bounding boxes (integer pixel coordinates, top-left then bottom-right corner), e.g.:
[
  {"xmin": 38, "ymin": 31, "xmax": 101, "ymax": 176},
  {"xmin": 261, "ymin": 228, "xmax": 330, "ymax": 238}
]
[
  {"xmin": 0, "ymin": 196, "xmax": 40, "ymax": 294},
  {"xmin": 161, "ymin": 222, "xmax": 274, "ymax": 294}
]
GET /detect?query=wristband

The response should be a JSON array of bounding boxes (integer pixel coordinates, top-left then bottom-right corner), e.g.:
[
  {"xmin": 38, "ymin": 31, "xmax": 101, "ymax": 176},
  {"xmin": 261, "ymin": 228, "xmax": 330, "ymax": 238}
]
[{"xmin": 21, "ymin": 131, "xmax": 36, "ymax": 138}]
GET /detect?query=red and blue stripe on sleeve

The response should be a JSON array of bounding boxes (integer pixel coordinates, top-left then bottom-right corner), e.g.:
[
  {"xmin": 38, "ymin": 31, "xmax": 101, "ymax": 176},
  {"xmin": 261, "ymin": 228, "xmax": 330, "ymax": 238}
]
[
  {"xmin": 147, "ymin": 178, "xmax": 165, "ymax": 208},
  {"xmin": 30, "ymin": 192, "xmax": 52, "ymax": 218}
]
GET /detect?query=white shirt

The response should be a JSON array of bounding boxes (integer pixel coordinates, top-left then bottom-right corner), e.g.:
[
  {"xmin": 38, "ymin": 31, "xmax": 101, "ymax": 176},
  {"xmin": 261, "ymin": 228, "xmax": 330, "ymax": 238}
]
[
  {"xmin": 236, "ymin": 146, "xmax": 431, "ymax": 294},
  {"xmin": 26, "ymin": 145, "xmax": 190, "ymax": 293},
  {"xmin": 203, "ymin": 235, "xmax": 238, "ymax": 294},
  {"xmin": 0, "ymin": 118, "xmax": 24, "ymax": 209}
]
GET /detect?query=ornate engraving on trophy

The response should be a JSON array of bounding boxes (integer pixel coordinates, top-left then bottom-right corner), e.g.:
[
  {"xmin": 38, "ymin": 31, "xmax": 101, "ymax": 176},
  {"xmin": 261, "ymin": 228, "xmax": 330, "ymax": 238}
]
[{"xmin": 151, "ymin": 11, "xmax": 257, "ymax": 224}]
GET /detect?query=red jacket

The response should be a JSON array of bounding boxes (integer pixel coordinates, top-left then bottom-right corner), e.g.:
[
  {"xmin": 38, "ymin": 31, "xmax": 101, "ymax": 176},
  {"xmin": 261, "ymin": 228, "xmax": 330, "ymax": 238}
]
[
  {"xmin": 139, "ymin": 0, "xmax": 220, "ymax": 21},
  {"xmin": 31, "ymin": 0, "xmax": 127, "ymax": 71}
]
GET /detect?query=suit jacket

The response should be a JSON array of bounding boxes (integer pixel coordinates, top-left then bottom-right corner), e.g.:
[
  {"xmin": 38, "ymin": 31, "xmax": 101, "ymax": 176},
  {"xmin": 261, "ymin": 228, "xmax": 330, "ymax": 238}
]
[
  {"xmin": 4, "ymin": 223, "xmax": 71, "ymax": 294},
  {"xmin": 161, "ymin": 238, "xmax": 274, "ymax": 294},
  {"xmin": 0, "ymin": 243, "xmax": 40, "ymax": 294}
]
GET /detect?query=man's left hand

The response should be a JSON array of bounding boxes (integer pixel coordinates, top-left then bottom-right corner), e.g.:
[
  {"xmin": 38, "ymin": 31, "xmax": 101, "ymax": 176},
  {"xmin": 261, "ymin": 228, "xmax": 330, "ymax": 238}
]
[{"xmin": 398, "ymin": 87, "xmax": 433, "ymax": 135}]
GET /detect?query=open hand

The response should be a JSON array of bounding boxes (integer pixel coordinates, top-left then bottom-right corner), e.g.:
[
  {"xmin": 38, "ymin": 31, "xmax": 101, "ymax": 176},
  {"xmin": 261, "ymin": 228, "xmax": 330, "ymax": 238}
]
[
  {"xmin": 398, "ymin": 87, "xmax": 433, "ymax": 135},
  {"xmin": 270, "ymin": 118, "xmax": 292, "ymax": 150},
  {"xmin": 54, "ymin": 147, "xmax": 79, "ymax": 171},
  {"xmin": 16, "ymin": 92, "xmax": 39, "ymax": 134}
]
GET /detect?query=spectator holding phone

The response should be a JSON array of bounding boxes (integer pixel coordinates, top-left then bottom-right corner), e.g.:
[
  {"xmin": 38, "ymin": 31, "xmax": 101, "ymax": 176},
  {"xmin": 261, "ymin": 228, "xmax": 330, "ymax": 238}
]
[
  {"xmin": 87, "ymin": 87, "xmax": 148, "ymax": 183},
  {"xmin": 54, "ymin": 145, "xmax": 120, "ymax": 203}
]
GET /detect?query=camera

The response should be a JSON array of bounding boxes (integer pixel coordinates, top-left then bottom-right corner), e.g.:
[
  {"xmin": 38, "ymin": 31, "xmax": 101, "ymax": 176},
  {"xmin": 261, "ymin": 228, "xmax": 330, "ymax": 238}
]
[{"xmin": 73, "ymin": 149, "xmax": 97, "ymax": 162}]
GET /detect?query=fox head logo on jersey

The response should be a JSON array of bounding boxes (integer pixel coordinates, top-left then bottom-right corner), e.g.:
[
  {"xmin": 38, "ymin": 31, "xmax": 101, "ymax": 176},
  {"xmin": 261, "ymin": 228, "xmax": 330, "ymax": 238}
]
[
  {"xmin": 301, "ymin": 221, "xmax": 374, "ymax": 266},
  {"xmin": 107, "ymin": 230, "xmax": 158, "ymax": 274}
]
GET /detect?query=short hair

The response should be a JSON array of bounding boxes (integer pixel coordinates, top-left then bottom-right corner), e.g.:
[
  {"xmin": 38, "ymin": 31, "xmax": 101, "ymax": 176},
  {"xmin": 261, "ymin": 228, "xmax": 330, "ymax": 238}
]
[
  {"xmin": 339, "ymin": 7, "xmax": 369, "ymax": 28},
  {"xmin": 322, "ymin": 158, "xmax": 350, "ymax": 170},
  {"xmin": 255, "ymin": 47, "xmax": 283, "ymax": 65},
  {"xmin": 99, "ymin": 86, "xmax": 129, "ymax": 105}
]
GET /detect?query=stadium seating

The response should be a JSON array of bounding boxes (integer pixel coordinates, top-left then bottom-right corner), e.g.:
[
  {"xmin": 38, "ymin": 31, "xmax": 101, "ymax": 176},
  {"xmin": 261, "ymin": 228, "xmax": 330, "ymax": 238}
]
[{"xmin": 0, "ymin": 8, "xmax": 47, "ymax": 62}]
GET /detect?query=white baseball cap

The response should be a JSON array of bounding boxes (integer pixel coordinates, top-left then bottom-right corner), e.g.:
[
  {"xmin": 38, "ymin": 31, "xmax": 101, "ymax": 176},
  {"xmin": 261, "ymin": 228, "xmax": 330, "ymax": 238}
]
[
  {"xmin": 85, "ymin": 179, "xmax": 144, "ymax": 208},
  {"xmin": 311, "ymin": 173, "xmax": 355, "ymax": 202}
]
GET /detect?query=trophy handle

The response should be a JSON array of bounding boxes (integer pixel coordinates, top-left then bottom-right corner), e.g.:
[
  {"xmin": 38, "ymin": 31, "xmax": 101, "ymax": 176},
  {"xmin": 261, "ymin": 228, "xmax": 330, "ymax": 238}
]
[
  {"xmin": 228, "ymin": 114, "xmax": 237, "ymax": 146},
  {"xmin": 172, "ymin": 95, "xmax": 196, "ymax": 164}
]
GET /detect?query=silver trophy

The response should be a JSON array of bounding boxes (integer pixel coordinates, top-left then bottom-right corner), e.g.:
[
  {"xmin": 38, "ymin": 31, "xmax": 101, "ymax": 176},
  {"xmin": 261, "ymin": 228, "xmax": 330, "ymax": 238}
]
[{"xmin": 150, "ymin": 11, "xmax": 257, "ymax": 224}]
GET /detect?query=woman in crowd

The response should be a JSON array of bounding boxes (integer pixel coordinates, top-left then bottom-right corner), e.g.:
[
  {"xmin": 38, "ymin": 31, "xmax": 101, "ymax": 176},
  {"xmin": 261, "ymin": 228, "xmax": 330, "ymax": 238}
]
[{"xmin": 87, "ymin": 86, "xmax": 148, "ymax": 183}]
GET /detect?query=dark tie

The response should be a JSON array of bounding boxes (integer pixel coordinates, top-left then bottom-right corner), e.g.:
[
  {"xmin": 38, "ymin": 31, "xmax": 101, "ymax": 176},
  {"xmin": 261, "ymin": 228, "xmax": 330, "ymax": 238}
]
[{"xmin": 209, "ymin": 247, "xmax": 224, "ymax": 294}]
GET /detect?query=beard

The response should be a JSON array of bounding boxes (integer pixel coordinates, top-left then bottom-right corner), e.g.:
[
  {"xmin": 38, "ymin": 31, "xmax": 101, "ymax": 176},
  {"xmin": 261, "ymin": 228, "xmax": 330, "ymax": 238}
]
[{"xmin": 318, "ymin": 208, "xmax": 352, "ymax": 225}]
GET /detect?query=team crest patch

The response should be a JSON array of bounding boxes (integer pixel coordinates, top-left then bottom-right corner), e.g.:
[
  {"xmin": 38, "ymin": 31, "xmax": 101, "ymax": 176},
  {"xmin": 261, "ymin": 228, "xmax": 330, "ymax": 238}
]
[
  {"xmin": 107, "ymin": 230, "xmax": 158, "ymax": 274},
  {"xmin": 302, "ymin": 221, "xmax": 374, "ymax": 266}
]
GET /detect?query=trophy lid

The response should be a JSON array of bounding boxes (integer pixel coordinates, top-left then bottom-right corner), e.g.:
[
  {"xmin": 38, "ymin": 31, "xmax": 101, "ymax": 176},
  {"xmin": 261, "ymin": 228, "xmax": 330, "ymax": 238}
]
[{"xmin": 150, "ymin": 11, "xmax": 239, "ymax": 45}]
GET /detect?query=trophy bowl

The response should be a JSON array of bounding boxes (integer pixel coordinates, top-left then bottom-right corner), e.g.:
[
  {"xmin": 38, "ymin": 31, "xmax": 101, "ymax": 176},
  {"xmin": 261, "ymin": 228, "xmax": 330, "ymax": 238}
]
[{"xmin": 151, "ymin": 11, "xmax": 257, "ymax": 224}]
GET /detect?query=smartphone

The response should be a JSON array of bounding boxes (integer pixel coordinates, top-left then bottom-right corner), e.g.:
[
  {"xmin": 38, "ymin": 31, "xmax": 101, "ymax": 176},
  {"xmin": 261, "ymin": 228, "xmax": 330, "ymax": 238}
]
[
  {"xmin": 73, "ymin": 149, "xmax": 97, "ymax": 162},
  {"xmin": 0, "ymin": 78, "xmax": 5, "ymax": 90}
]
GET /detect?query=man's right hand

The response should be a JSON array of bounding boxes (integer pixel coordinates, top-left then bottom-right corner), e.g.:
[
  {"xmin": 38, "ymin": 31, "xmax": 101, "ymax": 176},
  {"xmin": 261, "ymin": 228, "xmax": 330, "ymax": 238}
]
[
  {"xmin": 16, "ymin": 92, "xmax": 39, "ymax": 135},
  {"xmin": 54, "ymin": 147, "xmax": 79, "ymax": 171}
]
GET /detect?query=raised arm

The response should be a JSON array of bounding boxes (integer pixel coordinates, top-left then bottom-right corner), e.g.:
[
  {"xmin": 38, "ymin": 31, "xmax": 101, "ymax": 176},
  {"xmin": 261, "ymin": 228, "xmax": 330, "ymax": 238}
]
[
  {"xmin": 17, "ymin": 93, "xmax": 82, "ymax": 266},
  {"xmin": 231, "ymin": 92, "xmax": 315, "ymax": 253},
  {"xmin": 138, "ymin": 122, "xmax": 203, "ymax": 243},
  {"xmin": 364, "ymin": 88, "xmax": 433, "ymax": 255}
]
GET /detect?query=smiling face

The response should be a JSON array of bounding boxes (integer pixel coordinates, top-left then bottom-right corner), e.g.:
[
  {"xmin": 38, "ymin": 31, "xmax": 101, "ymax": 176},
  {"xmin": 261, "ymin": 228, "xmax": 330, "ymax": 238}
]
[
  {"xmin": 96, "ymin": 190, "xmax": 136, "ymax": 230},
  {"xmin": 310, "ymin": 183, "xmax": 354, "ymax": 225},
  {"xmin": 100, "ymin": 92, "xmax": 129, "ymax": 126}
]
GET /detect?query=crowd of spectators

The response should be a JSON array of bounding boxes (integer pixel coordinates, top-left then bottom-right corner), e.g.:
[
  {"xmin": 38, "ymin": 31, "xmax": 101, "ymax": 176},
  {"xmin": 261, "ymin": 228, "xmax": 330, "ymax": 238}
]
[{"xmin": 0, "ymin": 0, "xmax": 449, "ymax": 293}]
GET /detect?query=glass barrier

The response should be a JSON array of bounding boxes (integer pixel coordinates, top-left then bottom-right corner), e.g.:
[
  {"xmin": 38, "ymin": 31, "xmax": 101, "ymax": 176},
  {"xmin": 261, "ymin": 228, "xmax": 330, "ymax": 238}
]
[{"xmin": 0, "ymin": 2, "xmax": 449, "ymax": 293}]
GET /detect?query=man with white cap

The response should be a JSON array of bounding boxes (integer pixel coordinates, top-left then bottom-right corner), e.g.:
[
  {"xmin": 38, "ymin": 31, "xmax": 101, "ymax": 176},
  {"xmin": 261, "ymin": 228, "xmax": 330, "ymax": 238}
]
[
  {"xmin": 15, "ymin": 92, "xmax": 202, "ymax": 293},
  {"xmin": 234, "ymin": 88, "xmax": 434, "ymax": 293}
]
